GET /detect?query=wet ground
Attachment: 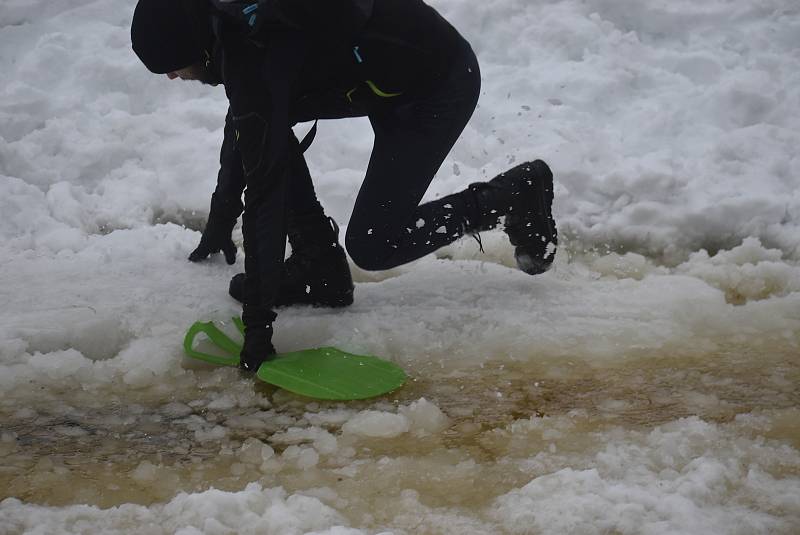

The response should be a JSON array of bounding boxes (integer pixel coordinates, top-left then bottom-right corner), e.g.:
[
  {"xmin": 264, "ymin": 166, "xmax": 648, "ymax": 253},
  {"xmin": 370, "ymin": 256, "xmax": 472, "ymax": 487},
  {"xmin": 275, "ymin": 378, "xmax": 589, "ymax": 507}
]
[{"xmin": 2, "ymin": 344, "xmax": 797, "ymax": 524}]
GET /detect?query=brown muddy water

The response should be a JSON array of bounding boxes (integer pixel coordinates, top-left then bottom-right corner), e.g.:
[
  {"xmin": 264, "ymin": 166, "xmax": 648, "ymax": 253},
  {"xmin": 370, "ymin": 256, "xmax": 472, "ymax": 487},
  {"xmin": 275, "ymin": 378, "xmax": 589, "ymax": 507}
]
[{"xmin": 1, "ymin": 344, "xmax": 798, "ymax": 529}]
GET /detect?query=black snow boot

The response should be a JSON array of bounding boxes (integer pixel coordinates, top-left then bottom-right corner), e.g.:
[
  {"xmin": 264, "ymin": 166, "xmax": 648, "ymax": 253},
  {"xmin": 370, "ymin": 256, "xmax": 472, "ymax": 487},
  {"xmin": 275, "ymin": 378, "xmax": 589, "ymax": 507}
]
[
  {"xmin": 464, "ymin": 160, "xmax": 557, "ymax": 275},
  {"xmin": 230, "ymin": 217, "xmax": 354, "ymax": 307}
]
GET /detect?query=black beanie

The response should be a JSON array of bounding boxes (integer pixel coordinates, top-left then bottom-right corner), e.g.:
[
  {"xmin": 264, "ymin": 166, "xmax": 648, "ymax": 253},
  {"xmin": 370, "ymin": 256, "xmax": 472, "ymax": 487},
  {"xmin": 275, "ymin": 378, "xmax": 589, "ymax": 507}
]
[{"xmin": 131, "ymin": 0, "xmax": 211, "ymax": 74}]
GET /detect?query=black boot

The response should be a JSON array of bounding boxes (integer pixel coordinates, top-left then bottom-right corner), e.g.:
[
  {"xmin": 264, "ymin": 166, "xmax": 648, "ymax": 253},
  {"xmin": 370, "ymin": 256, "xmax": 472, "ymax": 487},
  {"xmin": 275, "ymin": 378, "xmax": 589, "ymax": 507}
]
[
  {"xmin": 464, "ymin": 160, "xmax": 557, "ymax": 275},
  {"xmin": 239, "ymin": 324, "xmax": 276, "ymax": 371},
  {"xmin": 230, "ymin": 217, "xmax": 354, "ymax": 307},
  {"xmin": 239, "ymin": 305, "xmax": 277, "ymax": 372}
]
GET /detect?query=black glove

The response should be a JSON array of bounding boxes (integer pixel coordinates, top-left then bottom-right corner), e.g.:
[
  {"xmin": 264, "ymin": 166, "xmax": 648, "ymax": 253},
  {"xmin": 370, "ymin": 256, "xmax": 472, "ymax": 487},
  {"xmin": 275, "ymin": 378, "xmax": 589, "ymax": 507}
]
[
  {"xmin": 240, "ymin": 324, "xmax": 276, "ymax": 372},
  {"xmin": 188, "ymin": 195, "xmax": 239, "ymax": 264},
  {"xmin": 188, "ymin": 224, "xmax": 237, "ymax": 264}
]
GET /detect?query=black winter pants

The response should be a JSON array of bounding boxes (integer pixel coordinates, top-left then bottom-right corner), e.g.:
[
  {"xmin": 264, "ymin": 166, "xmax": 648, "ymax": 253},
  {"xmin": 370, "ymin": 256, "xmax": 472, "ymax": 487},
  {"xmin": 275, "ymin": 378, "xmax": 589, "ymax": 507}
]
[{"xmin": 288, "ymin": 45, "xmax": 481, "ymax": 270}]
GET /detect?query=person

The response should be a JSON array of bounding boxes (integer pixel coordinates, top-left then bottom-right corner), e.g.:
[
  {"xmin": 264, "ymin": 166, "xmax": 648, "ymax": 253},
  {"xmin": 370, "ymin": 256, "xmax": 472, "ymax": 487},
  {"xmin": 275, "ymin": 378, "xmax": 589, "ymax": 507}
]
[{"xmin": 131, "ymin": 0, "xmax": 557, "ymax": 371}]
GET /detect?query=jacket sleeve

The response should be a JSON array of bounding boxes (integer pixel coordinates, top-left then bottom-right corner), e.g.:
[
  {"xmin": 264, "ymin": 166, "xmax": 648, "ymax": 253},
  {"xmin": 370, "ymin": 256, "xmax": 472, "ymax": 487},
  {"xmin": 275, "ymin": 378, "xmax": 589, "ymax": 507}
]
[
  {"xmin": 207, "ymin": 108, "xmax": 246, "ymax": 228},
  {"xmin": 233, "ymin": 108, "xmax": 289, "ymax": 328},
  {"xmin": 223, "ymin": 36, "xmax": 292, "ymax": 329}
]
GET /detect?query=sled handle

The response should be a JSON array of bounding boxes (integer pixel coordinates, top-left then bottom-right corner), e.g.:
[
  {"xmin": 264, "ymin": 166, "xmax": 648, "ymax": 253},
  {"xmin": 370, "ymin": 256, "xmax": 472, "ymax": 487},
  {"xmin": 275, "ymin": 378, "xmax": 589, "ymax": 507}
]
[
  {"xmin": 232, "ymin": 316, "xmax": 246, "ymax": 337},
  {"xmin": 183, "ymin": 320, "xmax": 242, "ymax": 367}
]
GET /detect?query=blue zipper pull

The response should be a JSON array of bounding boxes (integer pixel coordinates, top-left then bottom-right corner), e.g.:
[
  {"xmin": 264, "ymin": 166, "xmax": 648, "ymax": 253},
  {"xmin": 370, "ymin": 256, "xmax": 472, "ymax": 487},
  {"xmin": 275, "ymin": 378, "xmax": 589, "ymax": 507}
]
[
  {"xmin": 242, "ymin": 3, "xmax": 258, "ymax": 26},
  {"xmin": 353, "ymin": 46, "xmax": 364, "ymax": 64}
]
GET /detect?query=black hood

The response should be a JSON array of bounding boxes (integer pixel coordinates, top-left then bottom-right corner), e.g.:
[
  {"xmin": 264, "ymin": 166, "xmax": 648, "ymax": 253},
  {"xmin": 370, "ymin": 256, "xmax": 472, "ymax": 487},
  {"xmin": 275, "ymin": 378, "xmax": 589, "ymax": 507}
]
[{"xmin": 131, "ymin": 0, "xmax": 214, "ymax": 74}]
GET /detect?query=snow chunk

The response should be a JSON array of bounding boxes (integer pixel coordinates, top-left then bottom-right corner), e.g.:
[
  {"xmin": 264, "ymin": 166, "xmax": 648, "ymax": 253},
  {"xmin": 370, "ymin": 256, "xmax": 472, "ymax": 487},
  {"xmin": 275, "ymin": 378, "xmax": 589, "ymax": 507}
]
[
  {"xmin": 282, "ymin": 445, "xmax": 320, "ymax": 470},
  {"xmin": 207, "ymin": 395, "xmax": 237, "ymax": 411},
  {"xmin": 343, "ymin": 399, "xmax": 448, "ymax": 439},
  {"xmin": 398, "ymin": 398, "xmax": 449, "ymax": 437},
  {"xmin": 676, "ymin": 237, "xmax": 800, "ymax": 303},
  {"xmin": 194, "ymin": 425, "xmax": 228, "ymax": 442},
  {"xmin": 592, "ymin": 252, "xmax": 658, "ymax": 280},
  {"xmin": 131, "ymin": 461, "xmax": 158, "ymax": 482},
  {"xmin": 239, "ymin": 438, "xmax": 275, "ymax": 465},
  {"xmin": 342, "ymin": 410, "xmax": 410, "ymax": 438}
]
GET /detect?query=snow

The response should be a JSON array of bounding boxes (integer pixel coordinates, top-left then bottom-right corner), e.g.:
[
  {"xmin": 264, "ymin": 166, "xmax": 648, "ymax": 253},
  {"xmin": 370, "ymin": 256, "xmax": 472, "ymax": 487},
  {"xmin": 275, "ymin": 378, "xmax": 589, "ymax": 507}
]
[
  {"xmin": 493, "ymin": 416, "xmax": 800, "ymax": 535},
  {"xmin": 1, "ymin": 484, "xmax": 353, "ymax": 535},
  {"xmin": 1, "ymin": 0, "xmax": 800, "ymax": 533}
]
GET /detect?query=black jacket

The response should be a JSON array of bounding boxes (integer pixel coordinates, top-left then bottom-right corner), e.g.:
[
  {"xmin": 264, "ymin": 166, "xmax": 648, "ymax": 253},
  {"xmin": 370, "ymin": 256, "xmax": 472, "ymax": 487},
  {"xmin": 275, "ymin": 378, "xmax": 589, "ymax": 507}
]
[{"xmin": 206, "ymin": 0, "xmax": 469, "ymax": 327}]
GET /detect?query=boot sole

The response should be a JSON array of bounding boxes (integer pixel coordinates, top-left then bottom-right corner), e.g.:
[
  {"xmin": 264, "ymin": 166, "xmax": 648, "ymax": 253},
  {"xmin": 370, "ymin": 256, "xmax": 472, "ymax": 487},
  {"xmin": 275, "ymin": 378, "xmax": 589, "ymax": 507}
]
[{"xmin": 505, "ymin": 160, "xmax": 557, "ymax": 275}]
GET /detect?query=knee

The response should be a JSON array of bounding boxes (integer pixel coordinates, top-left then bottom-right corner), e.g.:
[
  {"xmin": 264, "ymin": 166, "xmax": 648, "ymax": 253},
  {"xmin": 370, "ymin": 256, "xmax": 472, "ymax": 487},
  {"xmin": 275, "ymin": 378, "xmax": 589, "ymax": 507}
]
[{"xmin": 345, "ymin": 226, "xmax": 393, "ymax": 271}]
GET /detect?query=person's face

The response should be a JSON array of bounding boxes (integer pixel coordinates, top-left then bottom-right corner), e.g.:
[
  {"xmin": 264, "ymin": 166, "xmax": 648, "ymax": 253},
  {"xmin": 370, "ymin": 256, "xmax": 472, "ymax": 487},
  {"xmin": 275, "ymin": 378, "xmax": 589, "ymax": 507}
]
[{"xmin": 166, "ymin": 60, "xmax": 218, "ymax": 86}]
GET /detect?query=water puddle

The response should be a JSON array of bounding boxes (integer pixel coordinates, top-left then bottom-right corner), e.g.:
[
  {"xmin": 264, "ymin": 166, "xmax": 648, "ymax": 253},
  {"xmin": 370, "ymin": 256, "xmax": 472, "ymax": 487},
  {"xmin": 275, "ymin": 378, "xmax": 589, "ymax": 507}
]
[{"xmin": 2, "ymin": 345, "xmax": 798, "ymax": 519}]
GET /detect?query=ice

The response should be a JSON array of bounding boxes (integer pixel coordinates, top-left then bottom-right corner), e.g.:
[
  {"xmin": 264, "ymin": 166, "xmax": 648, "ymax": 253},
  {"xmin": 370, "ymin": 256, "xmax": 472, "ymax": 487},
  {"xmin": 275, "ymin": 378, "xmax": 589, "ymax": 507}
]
[
  {"xmin": 675, "ymin": 237, "xmax": 800, "ymax": 304},
  {"xmin": 398, "ymin": 398, "xmax": 450, "ymax": 437},
  {"xmin": 2, "ymin": 0, "xmax": 800, "ymax": 532},
  {"xmin": 131, "ymin": 461, "xmax": 159, "ymax": 482},
  {"xmin": 1, "ymin": 484, "xmax": 355, "ymax": 535},
  {"xmin": 342, "ymin": 410, "xmax": 410, "ymax": 439},
  {"xmin": 194, "ymin": 426, "xmax": 228, "ymax": 443},
  {"xmin": 492, "ymin": 416, "xmax": 800, "ymax": 535},
  {"xmin": 239, "ymin": 438, "xmax": 275, "ymax": 465}
]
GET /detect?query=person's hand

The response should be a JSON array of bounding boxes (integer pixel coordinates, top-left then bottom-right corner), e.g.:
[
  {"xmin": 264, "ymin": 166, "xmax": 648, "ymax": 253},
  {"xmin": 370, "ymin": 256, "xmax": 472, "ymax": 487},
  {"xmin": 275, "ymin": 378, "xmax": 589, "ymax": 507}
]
[
  {"xmin": 240, "ymin": 324, "xmax": 276, "ymax": 372},
  {"xmin": 188, "ymin": 224, "xmax": 237, "ymax": 264}
]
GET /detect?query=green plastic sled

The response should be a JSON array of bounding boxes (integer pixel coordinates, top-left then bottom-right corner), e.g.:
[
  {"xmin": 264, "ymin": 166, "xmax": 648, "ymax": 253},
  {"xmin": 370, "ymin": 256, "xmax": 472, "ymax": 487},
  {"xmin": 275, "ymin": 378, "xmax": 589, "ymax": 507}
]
[{"xmin": 183, "ymin": 318, "xmax": 406, "ymax": 401}]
